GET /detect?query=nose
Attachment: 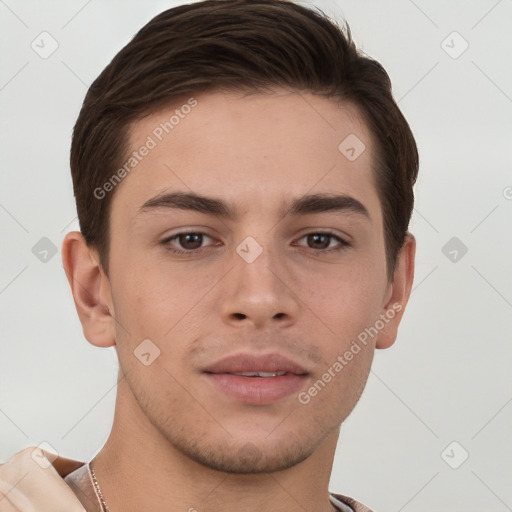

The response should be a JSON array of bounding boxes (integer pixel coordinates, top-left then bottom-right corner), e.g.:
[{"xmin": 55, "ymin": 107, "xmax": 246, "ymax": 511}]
[{"xmin": 219, "ymin": 237, "xmax": 300, "ymax": 330}]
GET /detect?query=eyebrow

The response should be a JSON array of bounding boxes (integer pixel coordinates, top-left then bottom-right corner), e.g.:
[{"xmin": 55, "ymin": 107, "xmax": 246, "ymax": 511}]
[{"xmin": 138, "ymin": 191, "xmax": 370, "ymax": 220}]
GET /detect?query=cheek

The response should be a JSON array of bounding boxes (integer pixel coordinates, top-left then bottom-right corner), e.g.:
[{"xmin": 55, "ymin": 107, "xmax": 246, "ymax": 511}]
[
  {"xmin": 109, "ymin": 257, "xmax": 216, "ymax": 374},
  {"xmin": 300, "ymin": 260, "xmax": 386, "ymax": 334},
  {"xmin": 111, "ymin": 253, "xmax": 198, "ymax": 332},
  {"xmin": 297, "ymin": 341, "xmax": 375, "ymax": 425},
  {"xmin": 294, "ymin": 259, "xmax": 386, "ymax": 402}
]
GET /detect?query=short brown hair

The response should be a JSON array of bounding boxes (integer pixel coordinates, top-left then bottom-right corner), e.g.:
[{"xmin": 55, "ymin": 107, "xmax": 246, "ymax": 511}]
[{"xmin": 70, "ymin": 0, "xmax": 418, "ymax": 279}]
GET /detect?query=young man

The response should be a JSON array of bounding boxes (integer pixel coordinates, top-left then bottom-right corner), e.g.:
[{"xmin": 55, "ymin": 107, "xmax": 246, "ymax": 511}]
[{"xmin": 0, "ymin": 0, "xmax": 417, "ymax": 510}]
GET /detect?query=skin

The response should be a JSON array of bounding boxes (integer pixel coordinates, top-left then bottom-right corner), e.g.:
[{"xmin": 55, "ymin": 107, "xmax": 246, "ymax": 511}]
[{"xmin": 62, "ymin": 88, "xmax": 415, "ymax": 512}]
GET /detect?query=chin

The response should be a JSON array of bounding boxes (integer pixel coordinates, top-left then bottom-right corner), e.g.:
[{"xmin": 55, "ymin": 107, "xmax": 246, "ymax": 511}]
[{"xmin": 180, "ymin": 438, "xmax": 315, "ymax": 474}]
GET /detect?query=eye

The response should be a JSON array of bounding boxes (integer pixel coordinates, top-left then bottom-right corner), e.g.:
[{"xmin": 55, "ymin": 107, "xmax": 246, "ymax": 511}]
[
  {"xmin": 294, "ymin": 232, "xmax": 349, "ymax": 254},
  {"xmin": 162, "ymin": 231, "xmax": 218, "ymax": 256},
  {"xmin": 161, "ymin": 230, "xmax": 350, "ymax": 257}
]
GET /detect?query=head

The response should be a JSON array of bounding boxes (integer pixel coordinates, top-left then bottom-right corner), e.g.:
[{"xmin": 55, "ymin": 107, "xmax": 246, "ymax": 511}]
[{"xmin": 63, "ymin": 0, "xmax": 417, "ymax": 474}]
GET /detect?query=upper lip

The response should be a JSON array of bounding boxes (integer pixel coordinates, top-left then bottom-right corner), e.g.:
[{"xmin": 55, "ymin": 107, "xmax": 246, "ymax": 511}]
[{"xmin": 203, "ymin": 353, "xmax": 309, "ymax": 375}]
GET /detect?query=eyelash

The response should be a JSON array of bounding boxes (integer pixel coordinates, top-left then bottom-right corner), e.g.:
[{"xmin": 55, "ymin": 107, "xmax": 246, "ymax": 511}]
[{"xmin": 161, "ymin": 231, "xmax": 350, "ymax": 257}]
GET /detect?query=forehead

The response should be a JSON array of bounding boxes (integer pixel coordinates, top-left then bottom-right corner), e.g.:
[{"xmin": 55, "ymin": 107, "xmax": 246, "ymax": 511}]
[{"xmin": 113, "ymin": 88, "xmax": 381, "ymax": 221}]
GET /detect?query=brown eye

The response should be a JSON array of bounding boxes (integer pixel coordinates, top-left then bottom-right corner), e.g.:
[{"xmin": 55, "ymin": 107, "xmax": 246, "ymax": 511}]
[
  {"xmin": 295, "ymin": 232, "xmax": 349, "ymax": 254},
  {"xmin": 307, "ymin": 233, "xmax": 331, "ymax": 250},
  {"xmin": 162, "ymin": 231, "xmax": 217, "ymax": 256},
  {"xmin": 177, "ymin": 233, "xmax": 203, "ymax": 250}
]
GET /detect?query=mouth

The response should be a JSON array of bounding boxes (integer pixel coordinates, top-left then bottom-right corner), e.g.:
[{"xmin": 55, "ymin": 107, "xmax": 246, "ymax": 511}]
[
  {"xmin": 202, "ymin": 353, "xmax": 309, "ymax": 405},
  {"xmin": 229, "ymin": 371, "xmax": 288, "ymax": 377}
]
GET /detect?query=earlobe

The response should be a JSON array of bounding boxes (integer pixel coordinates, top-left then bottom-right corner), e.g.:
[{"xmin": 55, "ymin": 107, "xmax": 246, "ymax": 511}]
[
  {"xmin": 61, "ymin": 231, "xmax": 115, "ymax": 348},
  {"xmin": 376, "ymin": 233, "xmax": 416, "ymax": 349}
]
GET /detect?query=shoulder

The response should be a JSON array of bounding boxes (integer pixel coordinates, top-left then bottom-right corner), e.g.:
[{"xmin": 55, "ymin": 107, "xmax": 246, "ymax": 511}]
[
  {"xmin": 330, "ymin": 492, "xmax": 375, "ymax": 512},
  {"xmin": 0, "ymin": 446, "xmax": 86, "ymax": 511}
]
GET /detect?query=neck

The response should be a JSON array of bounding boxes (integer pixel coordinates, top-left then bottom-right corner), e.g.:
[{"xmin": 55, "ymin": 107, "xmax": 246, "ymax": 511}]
[{"xmin": 92, "ymin": 377, "xmax": 340, "ymax": 512}]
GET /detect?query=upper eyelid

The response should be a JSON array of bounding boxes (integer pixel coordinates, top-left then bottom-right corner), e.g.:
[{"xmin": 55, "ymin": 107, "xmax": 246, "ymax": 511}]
[{"xmin": 164, "ymin": 231, "xmax": 215, "ymax": 243}]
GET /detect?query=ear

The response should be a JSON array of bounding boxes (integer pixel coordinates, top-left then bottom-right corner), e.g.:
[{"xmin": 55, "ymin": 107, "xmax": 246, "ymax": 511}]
[
  {"xmin": 375, "ymin": 232, "xmax": 416, "ymax": 349},
  {"xmin": 61, "ymin": 231, "xmax": 115, "ymax": 348}
]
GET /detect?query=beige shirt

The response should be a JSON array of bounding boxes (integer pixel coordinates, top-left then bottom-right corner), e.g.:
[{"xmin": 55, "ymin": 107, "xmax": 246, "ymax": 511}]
[{"xmin": 0, "ymin": 447, "xmax": 373, "ymax": 512}]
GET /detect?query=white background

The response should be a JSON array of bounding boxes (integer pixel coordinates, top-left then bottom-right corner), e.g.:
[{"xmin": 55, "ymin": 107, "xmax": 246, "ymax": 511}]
[{"xmin": 1, "ymin": 1, "xmax": 511, "ymax": 510}]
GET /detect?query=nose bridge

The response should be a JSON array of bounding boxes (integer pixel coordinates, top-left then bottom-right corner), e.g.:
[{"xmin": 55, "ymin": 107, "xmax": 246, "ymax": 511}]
[
  {"xmin": 234, "ymin": 233, "xmax": 283, "ymax": 291},
  {"xmin": 219, "ymin": 230, "xmax": 299, "ymax": 327}
]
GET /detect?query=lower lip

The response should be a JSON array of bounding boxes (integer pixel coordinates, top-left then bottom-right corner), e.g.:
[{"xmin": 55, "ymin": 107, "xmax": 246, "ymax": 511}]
[{"xmin": 204, "ymin": 373, "xmax": 307, "ymax": 405}]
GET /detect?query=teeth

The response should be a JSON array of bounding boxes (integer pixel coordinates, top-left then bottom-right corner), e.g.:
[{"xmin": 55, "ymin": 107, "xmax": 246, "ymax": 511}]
[{"xmin": 232, "ymin": 371, "xmax": 287, "ymax": 377}]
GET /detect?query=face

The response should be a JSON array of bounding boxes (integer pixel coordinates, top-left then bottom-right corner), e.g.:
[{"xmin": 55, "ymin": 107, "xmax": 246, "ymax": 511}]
[{"xmin": 101, "ymin": 88, "xmax": 399, "ymax": 473}]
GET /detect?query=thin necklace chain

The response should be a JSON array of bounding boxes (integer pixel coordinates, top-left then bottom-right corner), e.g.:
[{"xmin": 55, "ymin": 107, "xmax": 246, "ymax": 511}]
[
  {"xmin": 88, "ymin": 460, "xmax": 341, "ymax": 512},
  {"xmin": 88, "ymin": 461, "xmax": 110, "ymax": 512}
]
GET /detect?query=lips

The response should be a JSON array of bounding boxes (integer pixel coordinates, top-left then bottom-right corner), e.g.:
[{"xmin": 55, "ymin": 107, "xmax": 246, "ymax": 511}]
[
  {"xmin": 202, "ymin": 353, "xmax": 309, "ymax": 405},
  {"xmin": 203, "ymin": 353, "xmax": 309, "ymax": 375}
]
